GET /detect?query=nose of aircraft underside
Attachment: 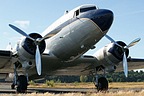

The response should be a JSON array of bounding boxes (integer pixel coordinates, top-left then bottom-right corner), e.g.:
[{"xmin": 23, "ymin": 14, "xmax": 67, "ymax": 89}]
[{"xmin": 91, "ymin": 9, "xmax": 114, "ymax": 32}]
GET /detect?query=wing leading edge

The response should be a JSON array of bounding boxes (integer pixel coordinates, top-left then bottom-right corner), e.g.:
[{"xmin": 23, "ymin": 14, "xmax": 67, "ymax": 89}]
[{"xmin": 116, "ymin": 57, "xmax": 144, "ymax": 72}]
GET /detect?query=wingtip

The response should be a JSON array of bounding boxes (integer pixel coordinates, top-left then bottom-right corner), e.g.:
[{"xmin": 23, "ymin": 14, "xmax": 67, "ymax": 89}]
[
  {"xmin": 9, "ymin": 24, "xmax": 14, "ymax": 28},
  {"xmin": 9, "ymin": 24, "xmax": 12, "ymax": 27}
]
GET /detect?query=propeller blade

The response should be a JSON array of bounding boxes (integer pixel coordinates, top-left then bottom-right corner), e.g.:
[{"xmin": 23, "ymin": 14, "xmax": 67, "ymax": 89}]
[
  {"xmin": 123, "ymin": 52, "xmax": 128, "ymax": 77},
  {"xmin": 105, "ymin": 34, "xmax": 115, "ymax": 43},
  {"xmin": 37, "ymin": 34, "xmax": 51, "ymax": 42},
  {"xmin": 9, "ymin": 24, "xmax": 34, "ymax": 41},
  {"xmin": 35, "ymin": 45, "xmax": 41, "ymax": 75},
  {"xmin": 126, "ymin": 38, "xmax": 141, "ymax": 49},
  {"xmin": 105, "ymin": 35, "xmax": 123, "ymax": 48}
]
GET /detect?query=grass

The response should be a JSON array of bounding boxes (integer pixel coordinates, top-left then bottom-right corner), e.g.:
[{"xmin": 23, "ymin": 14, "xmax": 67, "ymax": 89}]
[
  {"xmin": 109, "ymin": 82, "xmax": 144, "ymax": 89},
  {"xmin": 0, "ymin": 82, "xmax": 144, "ymax": 96},
  {"xmin": 0, "ymin": 90, "xmax": 144, "ymax": 96},
  {"xmin": 26, "ymin": 82, "xmax": 144, "ymax": 96},
  {"xmin": 29, "ymin": 82, "xmax": 144, "ymax": 89},
  {"xmin": 28, "ymin": 82, "xmax": 95, "ymax": 88}
]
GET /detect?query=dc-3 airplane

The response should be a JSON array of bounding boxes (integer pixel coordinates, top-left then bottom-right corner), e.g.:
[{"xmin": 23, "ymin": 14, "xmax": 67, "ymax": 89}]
[{"xmin": 0, "ymin": 4, "xmax": 144, "ymax": 92}]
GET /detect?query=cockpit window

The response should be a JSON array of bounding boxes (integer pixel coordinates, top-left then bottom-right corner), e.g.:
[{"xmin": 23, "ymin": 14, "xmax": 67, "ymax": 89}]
[{"xmin": 80, "ymin": 6, "xmax": 96, "ymax": 13}]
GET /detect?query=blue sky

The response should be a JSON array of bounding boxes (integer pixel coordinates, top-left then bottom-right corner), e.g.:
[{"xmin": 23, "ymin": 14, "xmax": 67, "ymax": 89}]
[{"xmin": 0, "ymin": 0, "xmax": 143, "ymax": 58}]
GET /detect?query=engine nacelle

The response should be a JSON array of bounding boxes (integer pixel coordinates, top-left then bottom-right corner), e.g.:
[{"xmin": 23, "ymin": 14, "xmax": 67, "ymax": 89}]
[
  {"xmin": 16, "ymin": 33, "xmax": 46, "ymax": 62},
  {"xmin": 105, "ymin": 65, "xmax": 116, "ymax": 73},
  {"xmin": 93, "ymin": 41, "xmax": 129, "ymax": 69}
]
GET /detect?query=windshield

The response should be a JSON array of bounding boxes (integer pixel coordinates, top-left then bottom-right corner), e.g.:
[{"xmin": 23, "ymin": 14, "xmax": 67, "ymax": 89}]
[{"xmin": 80, "ymin": 6, "xmax": 96, "ymax": 13}]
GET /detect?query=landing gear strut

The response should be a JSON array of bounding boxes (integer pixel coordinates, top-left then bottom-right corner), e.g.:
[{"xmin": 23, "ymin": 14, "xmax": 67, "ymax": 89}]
[{"xmin": 92, "ymin": 67, "xmax": 108, "ymax": 91}]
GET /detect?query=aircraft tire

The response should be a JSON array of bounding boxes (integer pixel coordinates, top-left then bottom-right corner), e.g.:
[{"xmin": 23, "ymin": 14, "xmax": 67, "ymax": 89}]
[
  {"xmin": 97, "ymin": 77, "xmax": 108, "ymax": 91},
  {"xmin": 16, "ymin": 75, "xmax": 28, "ymax": 93}
]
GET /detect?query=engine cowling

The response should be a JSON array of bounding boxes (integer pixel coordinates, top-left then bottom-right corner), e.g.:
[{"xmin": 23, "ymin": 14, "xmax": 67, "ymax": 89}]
[
  {"xmin": 17, "ymin": 33, "xmax": 46, "ymax": 61},
  {"xmin": 93, "ymin": 41, "xmax": 129, "ymax": 72}
]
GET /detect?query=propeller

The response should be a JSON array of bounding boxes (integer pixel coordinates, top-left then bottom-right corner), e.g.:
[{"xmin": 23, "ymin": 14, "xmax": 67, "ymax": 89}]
[
  {"xmin": 9, "ymin": 24, "xmax": 45, "ymax": 75},
  {"xmin": 105, "ymin": 34, "xmax": 141, "ymax": 77}
]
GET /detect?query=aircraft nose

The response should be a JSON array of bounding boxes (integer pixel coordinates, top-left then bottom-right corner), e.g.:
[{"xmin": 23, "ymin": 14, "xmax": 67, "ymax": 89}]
[{"xmin": 91, "ymin": 9, "xmax": 114, "ymax": 32}]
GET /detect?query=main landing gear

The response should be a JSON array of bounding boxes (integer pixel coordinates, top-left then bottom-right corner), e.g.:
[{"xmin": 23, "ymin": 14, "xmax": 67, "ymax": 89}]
[
  {"xmin": 92, "ymin": 67, "xmax": 108, "ymax": 91},
  {"xmin": 11, "ymin": 75, "xmax": 28, "ymax": 93},
  {"xmin": 11, "ymin": 64, "xmax": 28, "ymax": 93}
]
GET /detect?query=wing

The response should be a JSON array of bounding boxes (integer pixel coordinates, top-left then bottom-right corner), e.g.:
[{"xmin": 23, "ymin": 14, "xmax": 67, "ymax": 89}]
[
  {"xmin": 116, "ymin": 57, "xmax": 144, "ymax": 72},
  {"xmin": 40, "ymin": 54, "xmax": 98, "ymax": 76},
  {"xmin": 0, "ymin": 50, "xmax": 143, "ymax": 77},
  {"xmin": 0, "ymin": 50, "xmax": 13, "ymax": 73}
]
